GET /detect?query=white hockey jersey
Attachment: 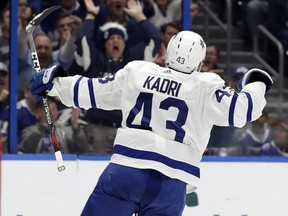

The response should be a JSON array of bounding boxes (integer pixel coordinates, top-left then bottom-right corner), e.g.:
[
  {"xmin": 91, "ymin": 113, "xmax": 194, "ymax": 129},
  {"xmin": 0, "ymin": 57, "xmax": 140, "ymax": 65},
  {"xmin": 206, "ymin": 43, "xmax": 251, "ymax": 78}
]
[{"xmin": 49, "ymin": 60, "xmax": 267, "ymax": 192}]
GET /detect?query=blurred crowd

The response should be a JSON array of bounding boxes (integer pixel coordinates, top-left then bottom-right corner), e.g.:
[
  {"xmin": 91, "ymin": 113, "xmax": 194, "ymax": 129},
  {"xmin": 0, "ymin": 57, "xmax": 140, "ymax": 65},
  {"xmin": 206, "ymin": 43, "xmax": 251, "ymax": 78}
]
[
  {"xmin": 213, "ymin": 0, "xmax": 288, "ymax": 75},
  {"xmin": 0, "ymin": 0, "xmax": 287, "ymax": 156}
]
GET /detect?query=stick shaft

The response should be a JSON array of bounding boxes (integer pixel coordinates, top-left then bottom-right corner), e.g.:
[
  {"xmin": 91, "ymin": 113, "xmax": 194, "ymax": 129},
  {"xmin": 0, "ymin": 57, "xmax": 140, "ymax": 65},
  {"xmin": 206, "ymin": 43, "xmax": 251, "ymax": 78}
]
[{"xmin": 27, "ymin": 34, "xmax": 61, "ymax": 152}]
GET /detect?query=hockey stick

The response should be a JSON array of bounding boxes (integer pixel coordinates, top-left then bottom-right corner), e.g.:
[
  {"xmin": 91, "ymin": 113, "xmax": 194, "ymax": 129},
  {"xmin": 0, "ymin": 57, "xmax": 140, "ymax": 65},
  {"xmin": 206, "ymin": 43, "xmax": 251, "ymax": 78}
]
[{"xmin": 26, "ymin": 6, "xmax": 65, "ymax": 172}]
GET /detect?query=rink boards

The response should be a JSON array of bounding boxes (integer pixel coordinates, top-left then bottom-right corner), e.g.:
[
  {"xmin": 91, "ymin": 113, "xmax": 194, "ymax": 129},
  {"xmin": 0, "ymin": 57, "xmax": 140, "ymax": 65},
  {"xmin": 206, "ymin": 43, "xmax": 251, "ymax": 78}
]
[{"xmin": 1, "ymin": 155, "xmax": 288, "ymax": 216}]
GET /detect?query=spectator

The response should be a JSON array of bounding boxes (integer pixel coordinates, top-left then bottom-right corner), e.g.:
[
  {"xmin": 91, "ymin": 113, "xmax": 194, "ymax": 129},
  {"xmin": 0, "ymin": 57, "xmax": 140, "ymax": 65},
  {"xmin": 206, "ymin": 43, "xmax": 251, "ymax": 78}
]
[
  {"xmin": 95, "ymin": 0, "xmax": 128, "ymax": 26},
  {"xmin": 0, "ymin": 1, "xmax": 8, "ymax": 20},
  {"xmin": 18, "ymin": 97, "xmax": 68, "ymax": 153},
  {"xmin": 34, "ymin": 33, "xmax": 66, "ymax": 70},
  {"xmin": 70, "ymin": 0, "xmax": 161, "ymax": 77},
  {"xmin": 267, "ymin": 0, "xmax": 288, "ymax": 50},
  {"xmin": 235, "ymin": 108, "xmax": 272, "ymax": 155},
  {"xmin": 0, "ymin": 1, "xmax": 34, "ymax": 66},
  {"xmin": 259, "ymin": 119, "xmax": 288, "ymax": 156},
  {"xmin": 68, "ymin": 0, "xmax": 162, "ymax": 154},
  {"xmin": 18, "ymin": 0, "xmax": 35, "ymax": 28},
  {"xmin": 19, "ymin": 31, "xmax": 77, "ymax": 99},
  {"xmin": 36, "ymin": 32, "xmax": 77, "ymax": 69},
  {"xmin": 18, "ymin": 97, "xmax": 88, "ymax": 153},
  {"xmin": 229, "ymin": 66, "xmax": 249, "ymax": 91},
  {"xmin": 16, "ymin": 82, "xmax": 38, "ymax": 144},
  {"xmin": 0, "ymin": 63, "xmax": 39, "ymax": 152},
  {"xmin": 18, "ymin": 33, "xmax": 53, "ymax": 98},
  {"xmin": 0, "ymin": 62, "xmax": 9, "ymax": 152},
  {"xmin": 26, "ymin": 0, "xmax": 44, "ymax": 14},
  {"xmin": 267, "ymin": 0, "xmax": 288, "ymax": 76},
  {"xmin": 52, "ymin": 12, "xmax": 83, "ymax": 69},
  {"xmin": 142, "ymin": 0, "xmax": 182, "ymax": 29},
  {"xmin": 214, "ymin": 0, "xmax": 249, "ymax": 26},
  {"xmin": 190, "ymin": 0, "xmax": 200, "ymax": 24},
  {"xmin": 0, "ymin": 62, "xmax": 8, "ymax": 104},
  {"xmin": 53, "ymin": 12, "xmax": 83, "ymax": 51},
  {"xmin": 154, "ymin": 21, "xmax": 181, "ymax": 67},
  {"xmin": 201, "ymin": 44, "xmax": 223, "ymax": 72},
  {"xmin": 40, "ymin": 0, "xmax": 86, "ymax": 45},
  {"xmin": 201, "ymin": 44, "xmax": 226, "ymax": 82},
  {"xmin": 0, "ymin": 7, "xmax": 10, "ymax": 65},
  {"xmin": 243, "ymin": 0, "xmax": 269, "ymax": 49},
  {"xmin": 93, "ymin": 0, "xmax": 154, "ymax": 48},
  {"xmin": 55, "ymin": 12, "xmax": 73, "ymax": 49},
  {"xmin": 57, "ymin": 107, "xmax": 90, "ymax": 153},
  {"xmin": 0, "ymin": 4, "xmax": 50, "ymax": 99}
]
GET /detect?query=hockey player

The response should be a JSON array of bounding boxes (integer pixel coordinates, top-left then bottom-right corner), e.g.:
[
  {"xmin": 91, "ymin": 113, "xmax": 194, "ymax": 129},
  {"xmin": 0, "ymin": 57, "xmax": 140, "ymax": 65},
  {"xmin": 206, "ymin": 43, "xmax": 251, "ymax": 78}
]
[{"xmin": 30, "ymin": 30, "xmax": 273, "ymax": 216}]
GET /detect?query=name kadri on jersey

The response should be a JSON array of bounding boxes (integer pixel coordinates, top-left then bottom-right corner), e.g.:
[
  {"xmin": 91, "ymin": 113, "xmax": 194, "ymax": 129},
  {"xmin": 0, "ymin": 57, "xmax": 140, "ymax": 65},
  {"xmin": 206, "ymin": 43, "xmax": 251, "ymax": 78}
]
[{"xmin": 143, "ymin": 76, "xmax": 182, "ymax": 97}]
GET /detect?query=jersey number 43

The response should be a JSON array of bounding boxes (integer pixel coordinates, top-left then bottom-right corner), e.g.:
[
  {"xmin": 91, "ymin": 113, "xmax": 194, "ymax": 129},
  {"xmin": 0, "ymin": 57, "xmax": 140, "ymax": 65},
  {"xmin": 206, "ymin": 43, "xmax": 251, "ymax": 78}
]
[{"xmin": 126, "ymin": 92, "xmax": 188, "ymax": 143}]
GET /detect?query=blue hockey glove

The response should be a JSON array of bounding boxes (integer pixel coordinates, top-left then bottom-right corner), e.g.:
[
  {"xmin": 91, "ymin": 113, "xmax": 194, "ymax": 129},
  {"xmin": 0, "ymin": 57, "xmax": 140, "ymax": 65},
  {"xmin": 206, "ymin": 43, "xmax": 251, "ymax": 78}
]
[
  {"xmin": 237, "ymin": 68, "xmax": 273, "ymax": 93},
  {"xmin": 30, "ymin": 65, "xmax": 68, "ymax": 100}
]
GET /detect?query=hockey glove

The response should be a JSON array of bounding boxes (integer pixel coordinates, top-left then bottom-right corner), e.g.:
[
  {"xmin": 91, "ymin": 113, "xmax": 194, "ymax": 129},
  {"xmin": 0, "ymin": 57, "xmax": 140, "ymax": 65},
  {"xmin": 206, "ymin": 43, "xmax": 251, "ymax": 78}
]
[
  {"xmin": 30, "ymin": 65, "xmax": 68, "ymax": 100},
  {"xmin": 237, "ymin": 68, "xmax": 273, "ymax": 93}
]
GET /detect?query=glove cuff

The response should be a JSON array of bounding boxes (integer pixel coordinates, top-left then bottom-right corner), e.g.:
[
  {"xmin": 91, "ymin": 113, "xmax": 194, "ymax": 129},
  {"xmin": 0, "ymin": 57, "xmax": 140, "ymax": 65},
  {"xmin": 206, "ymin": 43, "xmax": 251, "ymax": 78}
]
[
  {"xmin": 43, "ymin": 65, "xmax": 68, "ymax": 90},
  {"xmin": 238, "ymin": 68, "xmax": 273, "ymax": 92}
]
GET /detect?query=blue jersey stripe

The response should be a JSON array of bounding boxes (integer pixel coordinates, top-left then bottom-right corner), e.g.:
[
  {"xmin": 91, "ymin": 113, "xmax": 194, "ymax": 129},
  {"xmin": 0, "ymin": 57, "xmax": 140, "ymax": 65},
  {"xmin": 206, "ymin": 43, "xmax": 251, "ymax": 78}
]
[
  {"xmin": 73, "ymin": 76, "xmax": 84, "ymax": 108},
  {"xmin": 244, "ymin": 91, "xmax": 253, "ymax": 123},
  {"xmin": 114, "ymin": 144, "xmax": 200, "ymax": 178},
  {"xmin": 88, "ymin": 79, "xmax": 97, "ymax": 108},
  {"xmin": 228, "ymin": 94, "xmax": 238, "ymax": 126}
]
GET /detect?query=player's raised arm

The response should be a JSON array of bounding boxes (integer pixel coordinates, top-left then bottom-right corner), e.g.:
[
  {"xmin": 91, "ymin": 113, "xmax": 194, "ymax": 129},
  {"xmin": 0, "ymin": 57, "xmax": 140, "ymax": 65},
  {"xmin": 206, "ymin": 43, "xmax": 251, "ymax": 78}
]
[
  {"xmin": 206, "ymin": 68, "xmax": 273, "ymax": 128},
  {"xmin": 30, "ymin": 65, "xmax": 124, "ymax": 110}
]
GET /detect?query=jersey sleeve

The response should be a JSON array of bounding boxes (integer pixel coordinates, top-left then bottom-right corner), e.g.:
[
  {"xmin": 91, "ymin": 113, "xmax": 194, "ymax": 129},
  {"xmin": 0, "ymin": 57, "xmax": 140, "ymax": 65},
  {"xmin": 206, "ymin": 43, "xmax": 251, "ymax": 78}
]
[
  {"xmin": 48, "ymin": 69, "xmax": 125, "ymax": 110},
  {"xmin": 206, "ymin": 75, "xmax": 267, "ymax": 128}
]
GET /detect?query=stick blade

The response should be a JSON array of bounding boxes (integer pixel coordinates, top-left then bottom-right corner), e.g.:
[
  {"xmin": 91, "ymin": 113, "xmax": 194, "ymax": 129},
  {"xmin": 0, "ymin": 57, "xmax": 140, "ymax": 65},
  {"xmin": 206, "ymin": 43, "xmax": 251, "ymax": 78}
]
[{"xmin": 26, "ymin": 5, "xmax": 61, "ymax": 33}]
